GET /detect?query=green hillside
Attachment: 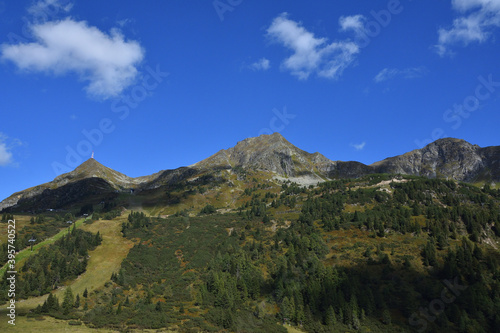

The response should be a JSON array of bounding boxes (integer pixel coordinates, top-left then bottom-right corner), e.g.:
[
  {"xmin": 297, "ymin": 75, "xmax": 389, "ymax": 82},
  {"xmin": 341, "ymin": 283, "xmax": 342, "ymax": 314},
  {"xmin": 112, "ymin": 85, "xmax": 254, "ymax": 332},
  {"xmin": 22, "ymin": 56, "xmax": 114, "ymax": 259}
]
[{"xmin": 1, "ymin": 174, "xmax": 500, "ymax": 332}]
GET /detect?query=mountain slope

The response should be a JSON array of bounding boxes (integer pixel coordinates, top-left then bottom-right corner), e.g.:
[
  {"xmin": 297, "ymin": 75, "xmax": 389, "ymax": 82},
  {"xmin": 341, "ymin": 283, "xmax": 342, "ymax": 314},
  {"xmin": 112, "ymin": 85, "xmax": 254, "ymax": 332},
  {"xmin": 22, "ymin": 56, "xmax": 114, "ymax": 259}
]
[
  {"xmin": 193, "ymin": 132, "xmax": 328, "ymax": 177},
  {"xmin": 192, "ymin": 132, "xmax": 372, "ymax": 182},
  {"xmin": 21, "ymin": 175, "xmax": 499, "ymax": 332},
  {"xmin": 1, "ymin": 134, "xmax": 499, "ymax": 212},
  {"xmin": 371, "ymin": 138, "xmax": 500, "ymax": 182},
  {"xmin": 52, "ymin": 158, "xmax": 139, "ymax": 188},
  {"xmin": 193, "ymin": 134, "xmax": 500, "ymax": 183},
  {"xmin": 0, "ymin": 159, "xmax": 159, "ymax": 211}
]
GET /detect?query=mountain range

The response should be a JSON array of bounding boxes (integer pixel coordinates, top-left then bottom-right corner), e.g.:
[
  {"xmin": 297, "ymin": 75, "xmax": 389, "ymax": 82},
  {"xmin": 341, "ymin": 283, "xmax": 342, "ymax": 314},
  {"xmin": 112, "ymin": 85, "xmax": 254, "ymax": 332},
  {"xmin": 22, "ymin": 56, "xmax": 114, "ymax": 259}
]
[{"xmin": 1, "ymin": 133, "xmax": 499, "ymax": 212}]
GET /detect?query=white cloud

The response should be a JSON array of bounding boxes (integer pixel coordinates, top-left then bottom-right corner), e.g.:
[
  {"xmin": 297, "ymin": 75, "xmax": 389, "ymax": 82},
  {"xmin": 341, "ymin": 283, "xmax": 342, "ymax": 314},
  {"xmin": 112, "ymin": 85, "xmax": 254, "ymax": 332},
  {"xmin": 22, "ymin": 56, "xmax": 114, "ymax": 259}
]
[
  {"xmin": 339, "ymin": 15, "xmax": 366, "ymax": 37},
  {"xmin": 0, "ymin": 142, "xmax": 13, "ymax": 166},
  {"xmin": 267, "ymin": 13, "xmax": 359, "ymax": 80},
  {"xmin": 351, "ymin": 142, "xmax": 366, "ymax": 151},
  {"xmin": 28, "ymin": 0, "xmax": 73, "ymax": 18},
  {"xmin": 435, "ymin": 0, "xmax": 500, "ymax": 56},
  {"xmin": 0, "ymin": 134, "xmax": 15, "ymax": 166},
  {"xmin": 452, "ymin": 0, "xmax": 500, "ymax": 12},
  {"xmin": 374, "ymin": 66, "xmax": 427, "ymax": 83},
  {"xmin": 1, "ymin": 18, "xmax": 144, "ymax": 99},
  {"xmin": 250, "ymin": 58, "xmax": 270, "ymax": 71}
]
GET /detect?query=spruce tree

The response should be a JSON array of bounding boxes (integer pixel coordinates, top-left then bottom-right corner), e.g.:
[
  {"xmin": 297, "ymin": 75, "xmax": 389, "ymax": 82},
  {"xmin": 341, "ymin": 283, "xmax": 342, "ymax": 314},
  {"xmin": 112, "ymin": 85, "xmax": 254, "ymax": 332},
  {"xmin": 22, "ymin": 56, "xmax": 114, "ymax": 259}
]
[
  {"xmin": 117, "ymin": 302, "xmax": 122, "ymax": 314},
  {"xmin": 325, "ymin": 305, "xmax": 336, "ymax": 326},
  {"xmin": 62, "ymin": 287, "xmax": 74, "ymax": 314},
  {"xmin": 74, "ymin": 294, "xmax": 80, "ymax": 308}
]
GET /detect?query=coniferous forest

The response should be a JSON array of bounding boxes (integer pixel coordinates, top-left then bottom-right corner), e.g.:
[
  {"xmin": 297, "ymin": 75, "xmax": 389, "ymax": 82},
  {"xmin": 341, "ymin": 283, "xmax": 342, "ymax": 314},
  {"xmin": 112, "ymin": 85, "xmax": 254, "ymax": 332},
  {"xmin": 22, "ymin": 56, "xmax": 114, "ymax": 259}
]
[
  {"xmin": 6, "ymin": 175, "xmax": 498, "ymax": 332},
  {"xmin": 0, "ymin": 227, "xmax": 101, "ymax": 299}
]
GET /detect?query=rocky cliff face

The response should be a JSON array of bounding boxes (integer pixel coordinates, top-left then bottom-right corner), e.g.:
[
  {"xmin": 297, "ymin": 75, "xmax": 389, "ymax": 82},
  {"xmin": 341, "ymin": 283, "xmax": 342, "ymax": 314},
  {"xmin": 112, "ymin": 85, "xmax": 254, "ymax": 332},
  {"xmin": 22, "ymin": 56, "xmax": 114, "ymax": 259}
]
[
  {"xmin": 477, "ymin": 145, "xmax": 500, "ymax": 181},
  {"xmin": 371, "ymin": 138, "xmax": 499, "ymax": 182},
  {"xmin": 192, "ymin": 133, "xmax": 330, "ymax": 178},
  {"xmin": 195, "ymin": 134, "xmax": 500, "ymax": 183}
]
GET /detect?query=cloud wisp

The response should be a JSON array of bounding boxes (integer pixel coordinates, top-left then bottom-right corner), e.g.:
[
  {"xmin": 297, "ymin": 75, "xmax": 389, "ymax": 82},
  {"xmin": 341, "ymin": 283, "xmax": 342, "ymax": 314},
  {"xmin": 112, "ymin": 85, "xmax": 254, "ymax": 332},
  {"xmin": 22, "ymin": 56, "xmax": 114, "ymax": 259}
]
[
  {"xmin": 28, "ymin": 0, "xmax": 73, "ymax": 18},
  {"xmin": 0, "ymin": 133, "xmax": 22, "ymax": 166},
  {"xmin": 351, "ymin": 142, "xmax": 366, "ymax": 151},
  {"xmin": 374, "ymin": 66, "xmax": 427, "ymax": 83},
  {"xmin": 250, "ymin": 58, "xmax": 271, "ymax": 71},
  {"xmin": 266, "ymin": 13, "xmax": 360, "ymax": 80},
  {"xmin": 1, "ymin": 17, "xmax": 144, "ymax": 99},
  {"xmin": 0, "ymin": 141, "xmax": 13, "ymax": 166},
  {"xmin": 435, "ymin": 0, "xmax": 500, "ymax": 56}
]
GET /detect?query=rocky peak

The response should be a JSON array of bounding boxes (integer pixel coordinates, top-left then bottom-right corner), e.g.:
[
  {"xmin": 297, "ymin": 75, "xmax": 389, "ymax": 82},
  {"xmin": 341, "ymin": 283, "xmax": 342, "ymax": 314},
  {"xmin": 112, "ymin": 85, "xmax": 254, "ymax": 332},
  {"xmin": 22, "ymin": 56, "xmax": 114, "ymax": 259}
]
[
  {"xmin": 52, "ymin": 158, "xmax": 133, "ymax": 189},
  {"xmin": 372, "ymin": 137, "xmax": 485, "ymax": 181},
  {"xmin": 194, "ymin": 133, "xmax": 331, "ymax": 177},
  {"xmin": 58, "ymin": 158, "xmax": 108, "ymax": 178}
]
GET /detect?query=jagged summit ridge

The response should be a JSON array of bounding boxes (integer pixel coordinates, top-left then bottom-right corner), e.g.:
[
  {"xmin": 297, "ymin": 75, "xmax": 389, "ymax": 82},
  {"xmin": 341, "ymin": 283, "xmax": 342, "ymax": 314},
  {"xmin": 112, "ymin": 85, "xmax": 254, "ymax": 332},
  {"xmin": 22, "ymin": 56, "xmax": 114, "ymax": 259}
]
[
  {"xmin": 1, "ymin": 134, "xmax": 499, "ymax": 212},
  {"xmin": 193, "ymin": 133, "xmax": 332, "ymax": 178},
  {"xmin": 195, "ymin": 134, "xmax": 500, "ymax": 183},
  {"xmin": 372, "ymin": 137, "xmax": 492, "ymax": 181}
]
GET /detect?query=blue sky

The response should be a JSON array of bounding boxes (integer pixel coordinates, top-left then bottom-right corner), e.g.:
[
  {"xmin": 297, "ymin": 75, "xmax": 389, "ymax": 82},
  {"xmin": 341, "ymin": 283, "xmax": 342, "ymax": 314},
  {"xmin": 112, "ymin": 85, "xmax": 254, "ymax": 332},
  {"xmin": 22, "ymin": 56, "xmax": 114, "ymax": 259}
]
[{"xmin": 1, "ymin": 0, "xmax": 500, "ymax": 201}]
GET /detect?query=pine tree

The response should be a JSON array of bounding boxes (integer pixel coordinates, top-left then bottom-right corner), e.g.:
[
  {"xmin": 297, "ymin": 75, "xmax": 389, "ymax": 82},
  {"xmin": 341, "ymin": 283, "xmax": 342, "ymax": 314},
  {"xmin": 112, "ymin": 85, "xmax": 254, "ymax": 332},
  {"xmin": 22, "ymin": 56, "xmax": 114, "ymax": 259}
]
[
  {"xmin": 95, "ymin": 231, "xmax": 102, "ymax": 245},
  {"xmin": 62, "ymin": 287, "xmax": 74, "ymax": 314},
  {"xmin": 382, "ymin": 309, "xmax": 391, "ymax": 325},
  {"xmin": 41, "ymin": 297, "xmax": 49, "ymax": 313},
  {"xmin": 37, "ymin": 270, "xmax": 46, "ymax": 296},
  {"xmin": 422, "ymin": 238, "xmax": 437, "ymax": 266},
  {"xmin": 338, "ymin": 307, "xmax": 344, "ymax": 324},
  {"xmin": 46, "ymin": 293, "xmax": 60, "ymax": 312},
  {"xmin": 295, "ymin": 303, "xmax": 305, "ymax": 326},
  {"xmin": 325, "ymin": 305, "xmax": 336, "ymax": 326},
  {"xmin": 118, "ymin": 270, "xmax": 125, "ymax": 285},
  {"xmin": 353, "ymin": 315, "xmax": 361, "ymax": 330},
  {"xmin": 83, "ymin": 288, "xmax": 88, "ymax": 298},
  {"xmin": 281, "ymin": 296, "xmax": 294, "ymax": 322},
  {"xmin": 74, "ymin": 294, "xmax": 80, "ymax": 308}
]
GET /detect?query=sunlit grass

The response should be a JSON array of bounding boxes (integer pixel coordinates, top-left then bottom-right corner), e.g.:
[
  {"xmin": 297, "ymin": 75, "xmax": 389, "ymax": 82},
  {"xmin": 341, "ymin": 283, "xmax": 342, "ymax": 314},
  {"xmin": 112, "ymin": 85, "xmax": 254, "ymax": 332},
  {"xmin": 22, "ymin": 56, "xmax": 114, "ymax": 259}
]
[{"xmin": 13, "ymin": 213, "xmax": 135, "ymax": 312}]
